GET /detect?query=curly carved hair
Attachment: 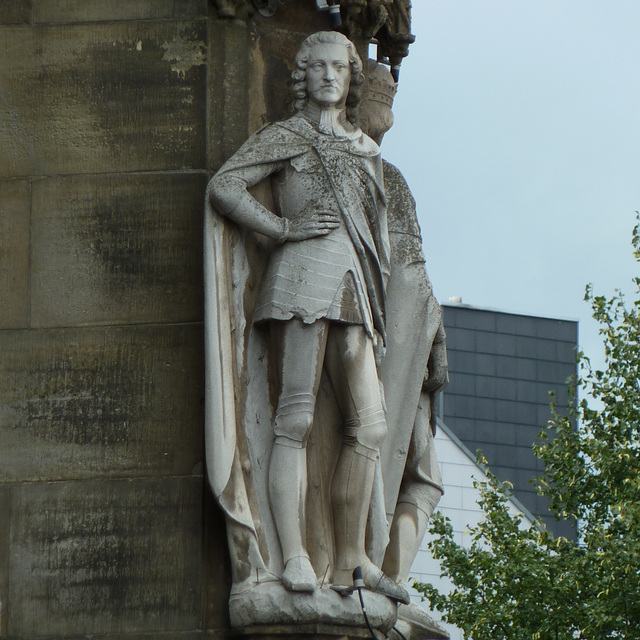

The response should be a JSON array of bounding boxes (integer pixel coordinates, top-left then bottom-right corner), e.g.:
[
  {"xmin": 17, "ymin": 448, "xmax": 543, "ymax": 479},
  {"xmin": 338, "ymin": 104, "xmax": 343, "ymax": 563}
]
[{"xmin": 292, "ymin": 31, "xmax": 365, "ymax": 123}]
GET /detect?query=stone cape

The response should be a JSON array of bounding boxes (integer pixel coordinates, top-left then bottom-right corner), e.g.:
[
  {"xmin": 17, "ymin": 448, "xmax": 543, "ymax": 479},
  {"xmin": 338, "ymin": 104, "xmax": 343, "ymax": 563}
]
[
  {"xmin": 203, "ymin": 119, "xmax": 443, "ymax": 628},
  {"xmin": 378, "ymin": 160, "xmax": 444, "ymax": 524}
]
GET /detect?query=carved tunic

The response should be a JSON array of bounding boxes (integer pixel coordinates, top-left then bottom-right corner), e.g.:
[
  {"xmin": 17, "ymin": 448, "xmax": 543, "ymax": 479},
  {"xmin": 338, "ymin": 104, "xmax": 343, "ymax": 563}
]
[
  {"xmin": 254, "ymin": 146, "xmax": 373, "ymax": 328},
  {"xmin": 255, "ymin": 226, "xmax": 371, "ymax": 327}
]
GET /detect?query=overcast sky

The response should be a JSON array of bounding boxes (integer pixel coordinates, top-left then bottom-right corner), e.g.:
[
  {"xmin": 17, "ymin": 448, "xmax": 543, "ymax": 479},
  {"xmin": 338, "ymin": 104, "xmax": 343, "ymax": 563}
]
[{"xmin": 382, "ymin": 0, "xmax": 640, "ymax": 372}]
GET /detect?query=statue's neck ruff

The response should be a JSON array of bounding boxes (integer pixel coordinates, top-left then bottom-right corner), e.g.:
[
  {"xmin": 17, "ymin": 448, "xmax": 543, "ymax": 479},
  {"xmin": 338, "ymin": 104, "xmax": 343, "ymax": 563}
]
[{"xmin": 303, "ymin": 103, "xmax": 351, "ymax": 138}]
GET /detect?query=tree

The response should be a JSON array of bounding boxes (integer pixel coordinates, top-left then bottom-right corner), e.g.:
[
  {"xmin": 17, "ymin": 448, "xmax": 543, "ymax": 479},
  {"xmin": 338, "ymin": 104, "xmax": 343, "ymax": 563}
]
[{"xmin": 415, "ymin": 222, "xmax": 640, "ymax": 639}]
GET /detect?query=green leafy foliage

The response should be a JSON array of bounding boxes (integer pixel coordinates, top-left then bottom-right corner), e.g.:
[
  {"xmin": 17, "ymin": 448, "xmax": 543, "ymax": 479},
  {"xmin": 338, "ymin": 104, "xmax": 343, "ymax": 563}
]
[{"xmin": 415, "ymin": 221, "xmax": 640, "ymax": 639}]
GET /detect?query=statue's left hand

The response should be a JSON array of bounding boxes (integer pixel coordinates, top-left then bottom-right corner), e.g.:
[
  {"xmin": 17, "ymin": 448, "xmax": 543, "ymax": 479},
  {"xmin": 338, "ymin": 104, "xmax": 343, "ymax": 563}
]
[
  {"xmin": 424, "ymin": 339, "xmax": 448, "ymax": 395},
  {"xmin": 373, "ymin": 330, "xmax": 386, "ymax": 368}
]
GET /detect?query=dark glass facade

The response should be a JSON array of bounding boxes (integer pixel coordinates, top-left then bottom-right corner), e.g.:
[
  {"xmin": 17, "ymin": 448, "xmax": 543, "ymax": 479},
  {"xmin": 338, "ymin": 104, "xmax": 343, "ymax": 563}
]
[{"xmin": 441, "ymin": 304, "xmax": 578, "ymax": 538}]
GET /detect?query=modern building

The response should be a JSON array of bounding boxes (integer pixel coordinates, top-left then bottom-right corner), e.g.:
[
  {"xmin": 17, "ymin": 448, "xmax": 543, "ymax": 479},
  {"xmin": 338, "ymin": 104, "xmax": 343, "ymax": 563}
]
[
  {"xmin": 440, "ymin": 302, "xmax": 578, "ymax": 538},
  {"xmin": 409, "ymin": 419, "xmax": 535, "ymax": 640}
]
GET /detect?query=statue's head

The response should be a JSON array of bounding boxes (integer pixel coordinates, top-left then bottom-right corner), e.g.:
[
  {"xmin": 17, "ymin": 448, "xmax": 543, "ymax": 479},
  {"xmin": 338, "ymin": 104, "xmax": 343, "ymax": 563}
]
[
  {"xmin": 292, "ymin": 31, "xmax": 364, "ymax": 122},
  {"xmin": 359, "ymin": 59, "xmax": 397, "ymax": 144}
]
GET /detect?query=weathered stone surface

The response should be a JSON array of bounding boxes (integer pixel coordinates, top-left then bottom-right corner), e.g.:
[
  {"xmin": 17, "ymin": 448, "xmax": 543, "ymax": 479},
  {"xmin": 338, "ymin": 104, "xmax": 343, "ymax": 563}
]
[
  {"xmin": 208, "ymin": 21, "xmax": 251, "ymax": 170},
  {"xmin": 7, "ymin": 476, "xmax": 203, "ymax": 636},
  {"xmin": 208, "ymin": 22, "xmax": 317, "ymax": 170},
  {"xmin": 0, "ymin": 0, "xmax": 31, "ymax": 24},
  {"xmin": 228, "ymin": 583, "xmax": 397, "ymax": 631},
  {"xmin": 33, "ymin": 0, "xmax": 207, "ymax": 24},
  {"xmin": 0, "ymin": 324, "xmax": 204, "ymax": 482},
  {"xmin": 0, "ymin": 486, "xmax": 9, "ymax": 637},
  {"xmin": 248, "ymin": 26, "xmax": 308, "ymax": 130},
  {"xmin": 31, "ymin": 172, "xmax": 205, "ymax": 327},
  {"xmin": 0, "ymin": 179, "xmax": 30, "ymax": 329},
  {"xmin": 0, "ymin": 21, "xmax": 206, "ymax": 178}
]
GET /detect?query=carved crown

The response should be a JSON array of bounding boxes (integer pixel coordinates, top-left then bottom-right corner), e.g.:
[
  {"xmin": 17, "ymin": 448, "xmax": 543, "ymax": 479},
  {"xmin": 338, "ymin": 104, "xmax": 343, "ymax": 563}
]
[{"xmin": 363, "ymin": 59, "xmax": 397, "ymax": 106}]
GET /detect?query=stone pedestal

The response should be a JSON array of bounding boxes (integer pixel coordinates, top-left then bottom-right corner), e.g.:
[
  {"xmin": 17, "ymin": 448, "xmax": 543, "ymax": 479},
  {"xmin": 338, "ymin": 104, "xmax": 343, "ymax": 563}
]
[
  {"xmin": 232, "ymin": 626, "xmax": 381, "ymax": 640},
  {"xmin": 229, "ymin": 583, "xmax": 397, "ymax": 632}
]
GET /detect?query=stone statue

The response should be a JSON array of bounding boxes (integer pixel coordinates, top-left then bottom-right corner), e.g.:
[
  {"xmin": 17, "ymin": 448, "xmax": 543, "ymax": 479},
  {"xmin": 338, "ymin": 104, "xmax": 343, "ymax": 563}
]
[{"xmin": 204, "ymin": 32, "xmax": 447, "ymax": 635}]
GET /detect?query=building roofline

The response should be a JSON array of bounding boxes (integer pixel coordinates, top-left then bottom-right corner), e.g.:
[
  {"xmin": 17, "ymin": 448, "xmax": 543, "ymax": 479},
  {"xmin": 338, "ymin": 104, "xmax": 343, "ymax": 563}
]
[
  {"xmin": 441, "ymin": 302, "xmax": 579, "ymax": 324},
  {"xmin": 436, "ymin": 417, "xmax": 538, "ymax": 524}
]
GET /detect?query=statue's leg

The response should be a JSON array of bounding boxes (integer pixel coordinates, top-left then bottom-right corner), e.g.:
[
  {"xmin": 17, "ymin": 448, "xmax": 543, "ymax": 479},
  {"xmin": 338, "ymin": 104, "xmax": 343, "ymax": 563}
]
[
  {"xmin": 382, "ymin": 490, "xmax": 442, "ymax": 583},
  {"xmin": 325, "ymin": 325, "xmax": 408, "ymax": 603},
  {"xmin": 382, "ymin": 394, "xmax": 443, "ymax": 584},
  {"xmin": 269, "ymin": 318, "xmax": 328, "ymax": 592}
]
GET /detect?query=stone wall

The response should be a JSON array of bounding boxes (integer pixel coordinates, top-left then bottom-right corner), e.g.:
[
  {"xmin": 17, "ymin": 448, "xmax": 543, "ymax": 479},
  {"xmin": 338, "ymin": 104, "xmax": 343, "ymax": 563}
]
[{"xmin": 0, "ymin": 2, "xmax": 337, "ymax": 637}]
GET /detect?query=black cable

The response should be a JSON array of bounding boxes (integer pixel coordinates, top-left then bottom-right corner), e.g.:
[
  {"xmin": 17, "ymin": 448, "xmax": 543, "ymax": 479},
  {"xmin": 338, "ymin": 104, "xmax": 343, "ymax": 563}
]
[
  {"xmin": 352, "ymin": 566, "xmax": 381, "ymax": 640},
  {"xmin": 392, "ymin": 625, "xmax": 409, "ymax": 640},
  {"xmin": 357, "ymin": 585, "xmax": 380, "ymax": 640}
]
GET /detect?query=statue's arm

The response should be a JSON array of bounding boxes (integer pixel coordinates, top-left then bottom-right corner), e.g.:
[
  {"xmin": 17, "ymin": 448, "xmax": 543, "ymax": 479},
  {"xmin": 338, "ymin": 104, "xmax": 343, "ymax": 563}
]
[
  {"xmin": 208, "ymin": 162, "xmax": 290, "ymax": 242},
  {"xmin": 208, "ymin": 161, "xmax": 340, "ymax": 243}
]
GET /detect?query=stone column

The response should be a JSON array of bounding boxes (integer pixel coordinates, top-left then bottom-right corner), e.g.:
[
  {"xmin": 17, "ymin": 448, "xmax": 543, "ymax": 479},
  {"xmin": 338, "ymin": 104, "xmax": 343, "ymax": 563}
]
[{"xmin": 1, "ymin": 2, "xmax": 217, "ymax": 638}]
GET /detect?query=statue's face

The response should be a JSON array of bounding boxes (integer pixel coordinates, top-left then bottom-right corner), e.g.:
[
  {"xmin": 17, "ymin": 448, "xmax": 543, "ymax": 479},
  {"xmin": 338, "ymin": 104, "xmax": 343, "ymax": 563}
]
[{"xmin": 306, "ymin": 43, "xmax": 351, "ymax": 108}]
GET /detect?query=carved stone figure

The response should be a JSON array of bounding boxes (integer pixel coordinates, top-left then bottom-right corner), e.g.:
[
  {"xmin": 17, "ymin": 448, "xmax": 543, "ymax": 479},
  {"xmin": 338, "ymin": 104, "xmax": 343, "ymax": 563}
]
[
  {"xmin": 204, "ymin": 32, "xmax": 447, "ymax": 635},
  {"xmin": 208, "ymin": 29, "xmax": 407, "ymax": 602}
]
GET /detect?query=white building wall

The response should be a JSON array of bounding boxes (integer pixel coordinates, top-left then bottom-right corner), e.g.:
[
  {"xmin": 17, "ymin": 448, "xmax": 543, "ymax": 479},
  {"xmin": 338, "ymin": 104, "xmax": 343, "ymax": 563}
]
[{"xmin": 407, "ymin": 423, "xmax": 533, "ymax": 640}]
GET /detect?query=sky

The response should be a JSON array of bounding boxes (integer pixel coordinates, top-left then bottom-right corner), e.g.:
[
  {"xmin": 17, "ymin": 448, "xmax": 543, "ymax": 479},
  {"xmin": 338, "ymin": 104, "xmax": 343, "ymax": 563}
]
[{"xmin": 381, "ymin": 0, "xmax": 640, "ymax": 372}]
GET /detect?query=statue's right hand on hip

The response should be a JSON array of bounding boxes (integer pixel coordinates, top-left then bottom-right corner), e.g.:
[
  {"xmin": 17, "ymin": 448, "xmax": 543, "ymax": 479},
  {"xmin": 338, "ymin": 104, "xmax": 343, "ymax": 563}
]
[{"xmin": 286, "ymin": 210, "xmax": 340, "ymax": 242}]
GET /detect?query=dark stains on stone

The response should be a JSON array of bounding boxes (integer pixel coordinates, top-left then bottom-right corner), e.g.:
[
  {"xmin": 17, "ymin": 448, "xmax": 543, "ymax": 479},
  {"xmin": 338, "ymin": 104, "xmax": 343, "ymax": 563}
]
[
  {"xmin": 84, "ymin": 23, "xmax": 207, "ymax": 170},
  {"xmin": 25, "ymin": 355, "xmax": 138, "ymax": 447},
  {"xmin": 0, "ymin": 0, "xmax": 32, "ymax": 25},
  {"xmin": 85, "ymin": 176, "xmax": 204, "ymax": 290},
  {"xmin": 263, "ymin": 52, "xmax": 294, "ymax": 125},
  {"xmin": 0, "ymin": 325, "xmax": 204, "ymax": 482},
  {"xmin": 10, "ymin": 477, "xmax": 203, "ymax": 635},
  {"xmin": 30, "ymin": 172, "xmax": 206, "ymax": 326}
]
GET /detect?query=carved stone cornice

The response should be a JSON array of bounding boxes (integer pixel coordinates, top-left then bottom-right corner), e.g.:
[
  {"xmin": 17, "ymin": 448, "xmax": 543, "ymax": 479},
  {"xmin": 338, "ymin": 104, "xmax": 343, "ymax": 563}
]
[
  {"xmin": 212, "ymin": 0, "xmax": 415, "ymax": 78},
  {"xmin": 336, "ymin": 0, "xmax": 417, "ymax": 80},
  {"xmin": 330, "ymin": 1, "xmax": 415, "ymax": 73}
]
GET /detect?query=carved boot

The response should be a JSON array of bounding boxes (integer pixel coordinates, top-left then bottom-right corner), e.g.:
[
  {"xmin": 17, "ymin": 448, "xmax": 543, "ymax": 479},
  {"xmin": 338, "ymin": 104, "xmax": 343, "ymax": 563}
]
[
  {"xmin": 330, "ymin": 444, "xmax": 410, "ymax": 604},
  {"xmin": 269, "ymin": 441, "xmax": 317, "ymax": 592}
]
